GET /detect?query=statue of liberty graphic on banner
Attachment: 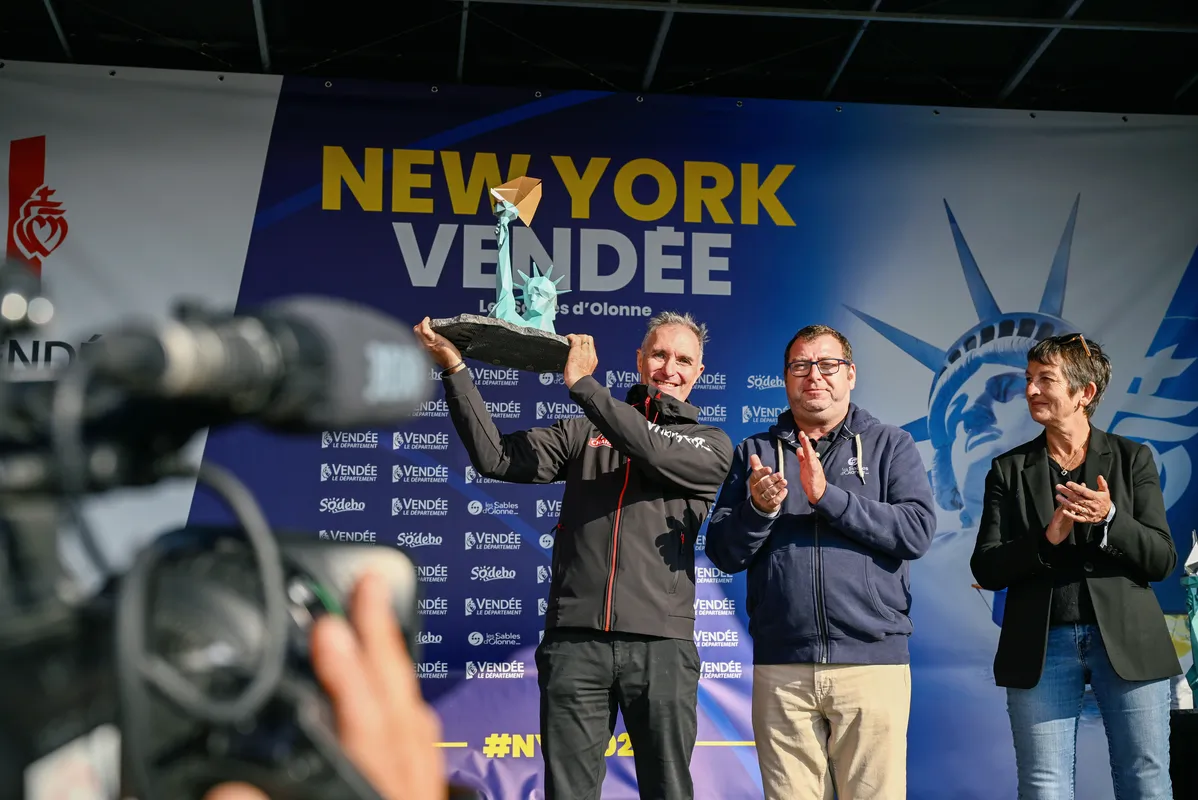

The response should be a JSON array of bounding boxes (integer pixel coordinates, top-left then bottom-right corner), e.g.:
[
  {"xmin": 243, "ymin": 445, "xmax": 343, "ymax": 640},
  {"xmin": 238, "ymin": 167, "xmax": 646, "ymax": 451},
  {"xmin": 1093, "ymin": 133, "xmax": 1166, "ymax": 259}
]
[{"xmin": 847, "ymin": 196, "xmax": 1198, "ymax": 799}]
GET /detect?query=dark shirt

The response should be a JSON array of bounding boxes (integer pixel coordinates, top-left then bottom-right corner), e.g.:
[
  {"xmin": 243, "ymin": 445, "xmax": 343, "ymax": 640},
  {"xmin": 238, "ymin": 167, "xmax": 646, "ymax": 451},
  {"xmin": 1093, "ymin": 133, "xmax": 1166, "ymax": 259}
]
[
  {"xmin": 811, "ymin": 417, "xmax": 847, "ymax": 459},
  {"xmin": 1044, "ymin": 456, "xmax": 1097, "ymax": 626}
]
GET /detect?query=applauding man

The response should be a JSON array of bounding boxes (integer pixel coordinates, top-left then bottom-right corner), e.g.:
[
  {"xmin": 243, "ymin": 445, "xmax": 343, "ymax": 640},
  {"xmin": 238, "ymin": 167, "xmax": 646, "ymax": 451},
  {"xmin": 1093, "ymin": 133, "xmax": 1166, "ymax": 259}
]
[
  {"xmin": 705, "ymin": 324, "xmax": 936, "ymax": 800},
  {"xmin": 414, "ymin": 312, "xmax": 732, "ymax": 800}
]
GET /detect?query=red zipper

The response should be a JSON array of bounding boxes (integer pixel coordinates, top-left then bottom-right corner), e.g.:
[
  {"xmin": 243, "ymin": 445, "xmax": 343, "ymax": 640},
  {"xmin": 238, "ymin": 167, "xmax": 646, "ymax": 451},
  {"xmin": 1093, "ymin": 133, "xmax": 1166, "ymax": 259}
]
[
  {"xmin": 602, "ymin": 396, "xmax": 657, "ymax": 631},
  {"xmin": 603, "ymin": 462, "xmax": 632, "ymax": 630}
]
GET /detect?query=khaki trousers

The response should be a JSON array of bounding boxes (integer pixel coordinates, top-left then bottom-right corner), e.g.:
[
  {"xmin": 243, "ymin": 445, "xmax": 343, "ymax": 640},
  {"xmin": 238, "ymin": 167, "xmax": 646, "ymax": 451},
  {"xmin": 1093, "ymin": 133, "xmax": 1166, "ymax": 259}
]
[{"xmin": 752, "ymin": 663, "xmax": 910, "ymax": 800}]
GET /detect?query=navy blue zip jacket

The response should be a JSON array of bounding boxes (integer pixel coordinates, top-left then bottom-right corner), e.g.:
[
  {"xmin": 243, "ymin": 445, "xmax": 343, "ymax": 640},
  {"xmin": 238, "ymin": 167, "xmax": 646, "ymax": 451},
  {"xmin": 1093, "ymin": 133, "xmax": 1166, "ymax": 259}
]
[{"xmin": 705, "ymin": 404, "xmax": 936, "ymax": 665}]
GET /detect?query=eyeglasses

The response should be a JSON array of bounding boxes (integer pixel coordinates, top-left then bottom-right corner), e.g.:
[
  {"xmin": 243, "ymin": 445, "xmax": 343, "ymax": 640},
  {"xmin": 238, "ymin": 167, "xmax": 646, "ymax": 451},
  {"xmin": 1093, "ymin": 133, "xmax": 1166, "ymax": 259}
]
[
  {"xmin": 1069, "ymin": 334, "xmax": 1093, "ymax": 357},
  {"xmin": 786, "ymin": 358, "xmax": 851, "ymax": 377}
]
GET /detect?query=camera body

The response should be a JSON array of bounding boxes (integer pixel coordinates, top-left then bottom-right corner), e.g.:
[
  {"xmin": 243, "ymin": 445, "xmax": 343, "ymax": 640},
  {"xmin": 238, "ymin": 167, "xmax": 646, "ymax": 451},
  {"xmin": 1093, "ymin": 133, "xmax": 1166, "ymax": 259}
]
[
  {"xmin": 127, "ymin": 527, "xmax": 423, "ymax": 800},
  {"xmin": 0, "ymin": 286, "xmax": 470, "ymax": 799}
]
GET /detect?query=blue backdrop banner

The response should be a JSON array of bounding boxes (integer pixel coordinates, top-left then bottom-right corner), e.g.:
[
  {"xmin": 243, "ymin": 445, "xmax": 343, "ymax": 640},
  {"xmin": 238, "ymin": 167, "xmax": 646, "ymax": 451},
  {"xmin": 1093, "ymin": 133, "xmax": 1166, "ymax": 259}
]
[{"xmin": 188, "ymin": 78, "xmax": 1198, "ymax": 800}]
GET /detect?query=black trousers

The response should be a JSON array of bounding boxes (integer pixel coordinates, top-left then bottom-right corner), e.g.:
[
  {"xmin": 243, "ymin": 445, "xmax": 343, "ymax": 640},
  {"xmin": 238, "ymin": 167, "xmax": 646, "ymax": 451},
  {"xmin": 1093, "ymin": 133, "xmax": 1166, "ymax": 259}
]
[{"xmin": 534, "ymin": 628, "xmax": 700, "ymax": 800}]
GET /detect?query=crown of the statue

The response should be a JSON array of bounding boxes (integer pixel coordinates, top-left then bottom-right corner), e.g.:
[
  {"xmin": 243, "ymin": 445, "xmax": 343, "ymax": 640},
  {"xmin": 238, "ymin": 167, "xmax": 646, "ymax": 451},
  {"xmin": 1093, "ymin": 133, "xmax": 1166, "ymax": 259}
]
[{"xmin": 490, "ymin": 176, "xmax": 542, "ymax": 226}]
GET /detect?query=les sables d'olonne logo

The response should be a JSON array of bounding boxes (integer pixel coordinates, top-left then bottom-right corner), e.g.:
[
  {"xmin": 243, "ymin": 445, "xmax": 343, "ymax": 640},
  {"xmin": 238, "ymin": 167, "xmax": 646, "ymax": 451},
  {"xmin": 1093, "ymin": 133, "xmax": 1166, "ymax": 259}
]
[{"xmin": 7, "ymin": 136, "xmax": 68, "ymax": 277}]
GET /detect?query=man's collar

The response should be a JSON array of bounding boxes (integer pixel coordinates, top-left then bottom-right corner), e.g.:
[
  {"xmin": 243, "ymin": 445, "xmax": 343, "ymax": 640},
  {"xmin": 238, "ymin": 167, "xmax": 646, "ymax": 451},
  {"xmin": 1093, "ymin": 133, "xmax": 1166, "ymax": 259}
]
[
  {"xmin": 773, "ymin": 407, "xmax": 852, "ymax": 446},
  {"xmin": 813, "ymin": 414, "xmax": 848, "ymax": 443},
  {"xmin": 624, "ymin": 383, "xmax": 700, "ymax": 422}
]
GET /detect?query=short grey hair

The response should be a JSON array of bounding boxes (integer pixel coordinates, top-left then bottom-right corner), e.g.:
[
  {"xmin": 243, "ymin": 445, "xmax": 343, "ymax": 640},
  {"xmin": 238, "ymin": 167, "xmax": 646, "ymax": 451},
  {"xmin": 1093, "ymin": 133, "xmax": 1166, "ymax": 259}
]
[{"xmin": 641, "ymin": 310, "xmax": 710, "ymax": 361}]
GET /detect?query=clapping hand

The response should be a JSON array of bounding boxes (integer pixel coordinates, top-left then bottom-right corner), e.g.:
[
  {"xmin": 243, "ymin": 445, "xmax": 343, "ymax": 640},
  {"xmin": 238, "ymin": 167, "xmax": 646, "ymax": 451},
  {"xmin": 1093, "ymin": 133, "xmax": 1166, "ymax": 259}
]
[
  {"xmin": 1045, "ymin": 476, "xmax": 1111, "ymax": 545},
  {"xmin": 748, "ymin": 453, "xmax": 788, "ymax": 514},
  {"xmin": 1046, "ymin": 504, "xmax": 1074, "ymax": 546},
  {"xmin": 1055, "ymin": 475, "xmax": 1113, "ymax": 524},
  {"xmin": 795, "ymin": 432, "xmax": 827, "ymax": 505}
]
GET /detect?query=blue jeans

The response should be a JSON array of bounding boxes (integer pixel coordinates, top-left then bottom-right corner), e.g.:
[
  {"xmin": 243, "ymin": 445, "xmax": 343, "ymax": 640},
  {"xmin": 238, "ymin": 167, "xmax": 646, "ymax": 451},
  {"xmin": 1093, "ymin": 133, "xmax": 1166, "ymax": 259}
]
[{"xmin": 1006, "ymin": 624, "xmax": 1172, "ymax": 800}]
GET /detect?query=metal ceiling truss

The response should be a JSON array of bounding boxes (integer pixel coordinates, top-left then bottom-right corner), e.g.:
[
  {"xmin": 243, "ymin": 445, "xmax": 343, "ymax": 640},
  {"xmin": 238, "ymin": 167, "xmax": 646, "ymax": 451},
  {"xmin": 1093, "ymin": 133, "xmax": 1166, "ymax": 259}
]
[
  {"xmin": 28, "ymin": 0, "xmax": 1197, "ymax": 111},
  {"xmin": 458, "ymin": 0, "xmax": 470, "ymax": 81},
  {"xmin": 450, "ymin": 0, "xmax": 1198, "ymax": 105},
  {"xmin": 40, "ymin": 0, "xmax": 73, "ymax": 60},
  {"xmin": 642, "ymin": 0, "xmax": 678, "ymax": 91},
  {"xmin": 998, "ymin": 0, "xmax": 1085, "ymax": 101},
  {"xmin": 251, "ymin": 0, "xmax": 272, "ymax": 71},
  {"xmin": 447, "ymin": 0, "xmax": 1198, "ymax": 34},
  {"xmin": 823, "ymin": 0, "xmax": 881, "ymax": 99}
]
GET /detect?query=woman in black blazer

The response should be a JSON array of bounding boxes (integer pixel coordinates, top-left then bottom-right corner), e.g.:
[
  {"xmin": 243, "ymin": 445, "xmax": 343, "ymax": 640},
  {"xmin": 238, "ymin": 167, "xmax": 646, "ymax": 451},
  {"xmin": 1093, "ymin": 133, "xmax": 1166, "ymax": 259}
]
[{"xmin": 971, "ymin": 333, "xmax": 1181, "ymax": 800}]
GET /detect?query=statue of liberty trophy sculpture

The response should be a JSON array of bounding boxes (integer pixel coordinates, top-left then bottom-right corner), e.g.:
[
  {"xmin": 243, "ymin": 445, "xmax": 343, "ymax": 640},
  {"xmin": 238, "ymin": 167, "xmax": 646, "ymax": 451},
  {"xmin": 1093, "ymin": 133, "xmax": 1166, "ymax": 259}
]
[{"xmin": 430, "ymin": 176, "xmax": 571, "ymax": 372}]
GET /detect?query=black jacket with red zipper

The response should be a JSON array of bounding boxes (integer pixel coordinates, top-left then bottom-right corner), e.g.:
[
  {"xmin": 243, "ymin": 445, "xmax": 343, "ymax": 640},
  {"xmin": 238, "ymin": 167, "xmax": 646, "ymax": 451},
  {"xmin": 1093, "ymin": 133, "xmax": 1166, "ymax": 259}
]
[{"xmin": 441, "ymin": 369, "xmax": 734, "ymax": 641}]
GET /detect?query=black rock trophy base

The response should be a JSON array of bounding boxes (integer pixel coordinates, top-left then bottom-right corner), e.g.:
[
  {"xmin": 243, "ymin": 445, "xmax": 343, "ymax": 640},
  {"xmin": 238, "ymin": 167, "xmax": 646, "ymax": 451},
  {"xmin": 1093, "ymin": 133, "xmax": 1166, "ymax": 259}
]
[{"xmin": 430, "ymin": 314, "xmax": 570, "ymax": 373}]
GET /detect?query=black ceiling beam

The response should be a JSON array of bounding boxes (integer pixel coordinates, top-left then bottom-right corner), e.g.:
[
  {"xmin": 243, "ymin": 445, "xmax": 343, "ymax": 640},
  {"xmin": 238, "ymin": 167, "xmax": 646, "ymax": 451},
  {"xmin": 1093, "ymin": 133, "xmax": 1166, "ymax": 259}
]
[
  {"xmin": 251, "ymin": 0, "xmax": 271, "ymax": 71},
  {"xmin": 451, "ymin": 0, "xmax": 1198, "ymax": 34},
  {"xmin": 823, "ymin": 0, "xmax": 880, "ymax": 99},
  {"xmin": 41, "ymin": 0, "xmax": 72, "ymax": 60},
  {"xmin": 642, "ymin": 0, "xmax": 677, "ymax": 91},
  {"xmin": 998, "ymin": 0, "xmax": 1084, "ymax": 101}
]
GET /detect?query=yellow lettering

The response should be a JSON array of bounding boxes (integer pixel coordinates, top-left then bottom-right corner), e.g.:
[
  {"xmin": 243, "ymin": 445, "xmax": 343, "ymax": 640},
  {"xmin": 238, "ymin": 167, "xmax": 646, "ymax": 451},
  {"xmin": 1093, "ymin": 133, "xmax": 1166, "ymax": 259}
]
[
  {"xmin": 441, "ymin": 151, "xmax": 532, "ymax": 216},
  {"xmin": 321, "ymin": 146, "xmax": 383, "ymax": 211},
  {"xmin": 683, "ymin": 161, "xmax": 734, "ymax": 224},
  {"xmin": 613, "ymin": 159, "xmax": 676, "ymax": 222},
  {"xmin": 551, "ymin": 155, "xmax": 610, "ymax": 219},
  {"xmin": 741, "ymin": 163, "xmax": 796, "ymax": 226},
  {"xmin": 512, "ymin": 734, "xmax": 536, "ymax": 758},
  {"xmin": 391, "ymin": 149, "xmax": 434, "ymax": 214}
]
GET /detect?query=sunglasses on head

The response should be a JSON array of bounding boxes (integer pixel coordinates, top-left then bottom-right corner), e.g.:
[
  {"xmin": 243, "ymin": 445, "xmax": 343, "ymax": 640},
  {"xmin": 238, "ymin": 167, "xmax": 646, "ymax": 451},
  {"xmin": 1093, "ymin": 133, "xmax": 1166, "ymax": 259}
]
[{"xmin": 1069, "ymin": 334, "xmax": 1092, "ymax": 357}]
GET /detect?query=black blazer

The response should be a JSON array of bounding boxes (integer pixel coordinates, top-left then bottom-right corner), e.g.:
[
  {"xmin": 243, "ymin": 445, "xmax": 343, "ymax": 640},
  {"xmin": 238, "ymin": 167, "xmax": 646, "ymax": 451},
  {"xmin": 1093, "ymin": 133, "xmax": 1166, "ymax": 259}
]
[{"xmin": 970, "ymin": 426, "xmax": 1182, "ymax": 689}]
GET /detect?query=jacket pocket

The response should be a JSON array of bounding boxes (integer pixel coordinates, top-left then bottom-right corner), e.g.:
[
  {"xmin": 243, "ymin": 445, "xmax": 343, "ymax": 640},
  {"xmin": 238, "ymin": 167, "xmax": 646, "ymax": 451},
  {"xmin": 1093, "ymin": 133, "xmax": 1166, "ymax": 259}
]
[
  {"xmin": 666, "ymin": 500, "xmax": 699, "ymax": 595},
  {"xmin": 748, "ymin": 546, "xmax": 820, "ymax": 641},
  {"xmin": 819, "ymin": 546, "xmax": 907, "ymax": 642}
]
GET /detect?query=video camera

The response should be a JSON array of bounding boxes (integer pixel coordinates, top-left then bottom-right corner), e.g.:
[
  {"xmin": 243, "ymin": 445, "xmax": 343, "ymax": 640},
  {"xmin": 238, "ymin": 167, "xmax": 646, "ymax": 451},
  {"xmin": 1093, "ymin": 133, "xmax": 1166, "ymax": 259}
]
[{"xmin": 0, "ymin": 259, "xmax": 462, "ymax": 799}]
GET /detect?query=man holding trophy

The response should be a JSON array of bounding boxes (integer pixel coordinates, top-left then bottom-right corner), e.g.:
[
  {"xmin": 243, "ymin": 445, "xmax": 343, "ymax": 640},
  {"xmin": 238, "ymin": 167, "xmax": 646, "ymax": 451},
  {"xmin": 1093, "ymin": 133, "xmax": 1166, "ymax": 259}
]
[
  {"xmin": 413, "ymin": 309, "xmax": 732, "ymax": 799},
  {"xmin": 412, "ymin": 176, "xmax": 730, "ymax": 800}
]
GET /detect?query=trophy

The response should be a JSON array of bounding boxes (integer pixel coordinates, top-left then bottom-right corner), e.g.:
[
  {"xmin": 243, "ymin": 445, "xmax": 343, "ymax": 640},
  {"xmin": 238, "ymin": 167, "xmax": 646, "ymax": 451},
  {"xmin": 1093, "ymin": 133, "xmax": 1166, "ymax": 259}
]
[{"xmin": 430, "ymin": 176, "xmax": 572, "ymax": 373}]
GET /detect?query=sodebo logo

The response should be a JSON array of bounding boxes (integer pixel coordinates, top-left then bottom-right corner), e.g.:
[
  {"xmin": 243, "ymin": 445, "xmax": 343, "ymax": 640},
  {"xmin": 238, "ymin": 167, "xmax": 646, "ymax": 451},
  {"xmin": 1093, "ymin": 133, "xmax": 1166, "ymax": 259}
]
[
  {"xmin": 746, "ymin": 375, "xmax": 785, "ymax": 391},
  {"xmin": 320, "ymin": 497, "xmax": 365, "ymax": 514},
  {"xmin": 471, "ymin": 565, "xmax": 517, "ymax": 582},
  {"xmin": 395, "ymin": 532, "xmax": 443, "ymax": 548}
]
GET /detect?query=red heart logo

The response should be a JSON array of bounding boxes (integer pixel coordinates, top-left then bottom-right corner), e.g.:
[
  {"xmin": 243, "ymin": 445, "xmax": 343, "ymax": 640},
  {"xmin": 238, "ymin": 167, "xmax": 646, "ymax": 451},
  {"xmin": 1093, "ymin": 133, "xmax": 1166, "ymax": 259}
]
[{"xmin": 14, "ymin": 184, "xmax": 68, "ymax": 262}]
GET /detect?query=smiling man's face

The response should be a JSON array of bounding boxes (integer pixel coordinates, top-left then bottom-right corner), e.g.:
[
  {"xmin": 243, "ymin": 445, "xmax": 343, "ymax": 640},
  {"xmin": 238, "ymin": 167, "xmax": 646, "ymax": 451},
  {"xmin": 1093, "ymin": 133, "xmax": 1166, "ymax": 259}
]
[{"xmin": 637, "ymin": 324, "xmax": 704, "ymax": 402}]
